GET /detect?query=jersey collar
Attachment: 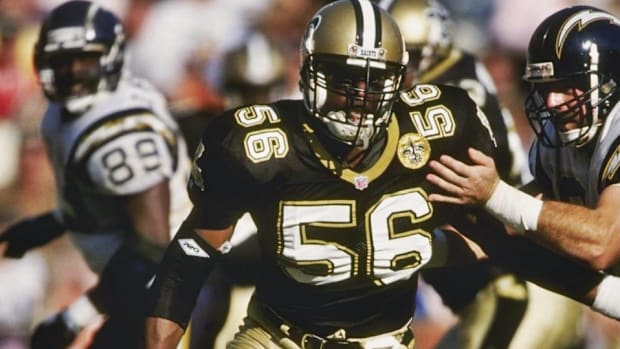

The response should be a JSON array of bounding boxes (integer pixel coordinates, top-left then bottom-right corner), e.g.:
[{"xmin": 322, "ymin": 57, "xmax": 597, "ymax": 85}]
[{"xmin": 303, "ymin": 115, "xmax": 399, "ymax": 188}]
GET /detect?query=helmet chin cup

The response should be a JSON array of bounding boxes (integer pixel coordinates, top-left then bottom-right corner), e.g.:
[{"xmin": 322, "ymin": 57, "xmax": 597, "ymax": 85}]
[
  {"xmin": 568, "ymin": 123, "xmax": 600, "ymax": 148},
  {"xmin": 64, "ymin": 94, "xmax": 99, "ymax": 114},
  {"xmin": 324, "ymin": 110, "xmax": 376, "ymax": 149}
]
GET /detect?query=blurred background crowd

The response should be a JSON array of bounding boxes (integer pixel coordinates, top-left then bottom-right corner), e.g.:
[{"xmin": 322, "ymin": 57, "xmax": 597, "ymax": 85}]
[{"xmin": 0, "ymin": 0, "xmax": 619, "ymax": 348}]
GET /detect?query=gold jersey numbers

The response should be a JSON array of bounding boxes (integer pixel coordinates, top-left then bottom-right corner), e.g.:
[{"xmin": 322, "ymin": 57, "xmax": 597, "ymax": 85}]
[{"xmin": 235, "ymin": 105, "xmax": 289, "ymax": 164}]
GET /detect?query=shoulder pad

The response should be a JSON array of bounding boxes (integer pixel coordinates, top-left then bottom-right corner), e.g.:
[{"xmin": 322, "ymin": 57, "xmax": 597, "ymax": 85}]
[{"xmin": 86, "ymin": 130, "xmax": 175, "ymax": 195}]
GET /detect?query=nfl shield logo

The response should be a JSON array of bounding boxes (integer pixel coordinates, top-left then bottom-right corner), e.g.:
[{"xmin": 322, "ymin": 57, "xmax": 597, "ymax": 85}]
[{"xmin": 354, "ymin": 175, "xmax": 369, "ymax": 191}]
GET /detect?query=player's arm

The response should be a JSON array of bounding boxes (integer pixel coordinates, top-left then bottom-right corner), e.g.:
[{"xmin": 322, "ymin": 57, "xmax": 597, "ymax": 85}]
[
  {"xmin": 426, "ymin": 147, "xmax": 620, "ymax": 270},
  {"xmin": 0, "ymin": 211, "xmax": 66, "ymax": 258},
  {"xmin": 535, "ymin": 185, "xmax": 620, "ymax": 270},
  {"xmin": 145, "ymin": 113, "xmax": 255, "ymax": 347},
  {"xmin": 125, "ymin": 178, "xmax": 172, "ymax": 247},
  {"xmin": 86, "ymin": 116, "xmax": 179, "ymax": 251},
  {"xmin": 79, "ymin": 122, "xmax": 179, "ymax": 310},
  {"xmin": 448, "ymin": 210, "xmax": 620, "ymax": 320},
  {"xmin": 145, "ymin": 214, "xmax": 233, "ymax": 349},
  {"xmin": 424, "ymin": 225, "xmax": 487, "ymax": 268}
]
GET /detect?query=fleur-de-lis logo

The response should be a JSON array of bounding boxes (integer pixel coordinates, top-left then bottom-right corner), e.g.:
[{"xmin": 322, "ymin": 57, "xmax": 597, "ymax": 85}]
[{"xmin": 397, "ymin": 133, "xmax": 431, "ymax": 170}]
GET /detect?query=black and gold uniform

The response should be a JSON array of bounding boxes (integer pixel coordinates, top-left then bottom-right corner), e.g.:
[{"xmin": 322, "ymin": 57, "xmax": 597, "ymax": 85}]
[
  {"xmin": 145, "ymin": 2, "xmax": 610, "ymax": 348},
  {"xmin": 188, "ymin": 85, "xmax": 494, "ymax": 337}
]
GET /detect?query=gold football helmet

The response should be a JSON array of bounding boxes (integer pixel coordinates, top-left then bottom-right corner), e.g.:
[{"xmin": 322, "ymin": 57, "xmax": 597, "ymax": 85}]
[
  {"xmin": 381, "ymin": 0, "xmax": 452, "ymax": 82},
  {"xmin": 299, "ymin": 0, "xmax": 408, "ymax": 150},
  {"xmin": 222, "ymin": 31, "xmax": 287, "ymax": 106}
]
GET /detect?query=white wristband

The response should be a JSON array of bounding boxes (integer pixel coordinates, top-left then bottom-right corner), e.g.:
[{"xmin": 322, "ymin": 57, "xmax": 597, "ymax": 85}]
[
  {"xmin": 484, "ymin": 180, "xmax": 543, "ymax": 233},
  {"xmin": 65, "ymin": 295, "xmax": 102, "ymax": 331},
  {"xmin": 593, "ymin": 275, "xmax": 620, "ymax": 319}
]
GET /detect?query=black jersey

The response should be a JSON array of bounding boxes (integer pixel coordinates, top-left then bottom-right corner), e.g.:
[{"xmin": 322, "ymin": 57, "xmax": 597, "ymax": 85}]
[
  {"xmin": 189, "ymin": 84, "xmax": 496, "ymax": 337},
  {"xmin": 419, "ymin": 48, "xmax": 524, "ymax": 184}
]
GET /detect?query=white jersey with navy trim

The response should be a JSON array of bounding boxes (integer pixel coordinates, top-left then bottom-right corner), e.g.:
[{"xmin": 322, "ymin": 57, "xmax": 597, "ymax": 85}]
[
  {"xmin": 40, "ymin": 76, "xmax": 192, "ymax": 238},
  {"xmin": 529, "ymin": 102, "xmax": 620, "ymax": 208}
]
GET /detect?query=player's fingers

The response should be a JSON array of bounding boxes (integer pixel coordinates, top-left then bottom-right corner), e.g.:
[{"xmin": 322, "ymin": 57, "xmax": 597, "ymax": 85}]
[
  {"xmin": 426, "ymin": 173, "xmax": 465, "ymax": 197},
  {"xmin": 468, "ymin": 148, "xmax": 495, "ymax": 167},
  {"xmin": 437, "ymin": 154, "xmax": 471, "ymax": 177},
  {"xmin": 429, "ymin": 159, "xmax": 467, "ymax": 186},
  {"xmin": 428, "ymin": 192, "xmax": 465, "ymax": 205}
]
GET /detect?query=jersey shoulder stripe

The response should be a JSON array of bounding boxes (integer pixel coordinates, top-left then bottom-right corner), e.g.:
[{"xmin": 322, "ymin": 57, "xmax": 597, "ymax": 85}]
[
  {"xmin": 70, "ymin": 108, "xmax": 179, "ymax": 167},
  {"xmin": 599, "ymin": 134, "xmax": 620, "ymax": 190}
]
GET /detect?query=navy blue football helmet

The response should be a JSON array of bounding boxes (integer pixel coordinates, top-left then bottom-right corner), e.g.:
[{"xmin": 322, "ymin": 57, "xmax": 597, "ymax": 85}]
[
  {"xmin": 523, "ymin": 6, "xmax": 620, "ymax": 147},
  {"xmin": 34, "ymin": 1, "xmax": 125, "ymax": 113}
]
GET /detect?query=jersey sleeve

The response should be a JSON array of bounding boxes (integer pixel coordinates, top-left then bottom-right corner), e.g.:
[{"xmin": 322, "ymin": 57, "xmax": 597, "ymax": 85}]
[
  {"xmin": 449, "ymin": 86, "xmax": 497, "ymax": 158},
  {"xmin": 600, "ymin": 137, "xmax": 620, "ymax": 189},
  {"xmin": 187, "ymin": 117, "xmax": 257, "ymax": 230},
  {"xmin": 527, "ymin": 141, "xmax": 554, "ymax": 197},
  {"xmin": 86, "ymin": 131, "xmax": 174, "ymax": 195},
  {"xmin": 450, "ymin": 84, "xmax": 498, "ymax": 156}
]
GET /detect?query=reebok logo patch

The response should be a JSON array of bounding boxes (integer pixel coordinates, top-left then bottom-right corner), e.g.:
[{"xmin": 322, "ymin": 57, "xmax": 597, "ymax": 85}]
[{"xmin": 178, "ymin": 238, "xmax": 210, "ymax": 258}]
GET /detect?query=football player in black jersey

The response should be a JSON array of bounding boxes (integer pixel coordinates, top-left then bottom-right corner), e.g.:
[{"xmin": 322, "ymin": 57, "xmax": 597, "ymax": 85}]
[
  {"xmin": 381, "ymin": 1, "xmax": 584, "ymax": 348},
  {"xmin": 188, "ymin": 30, "xmax": 286, "ymax": 349},
  {"xmin": 427, "ymin": 4, "xmax": 620, "ymax": 324},
  {"xmin": 146, "ymin": 1, "xmax": 620, "ymax": 348}
]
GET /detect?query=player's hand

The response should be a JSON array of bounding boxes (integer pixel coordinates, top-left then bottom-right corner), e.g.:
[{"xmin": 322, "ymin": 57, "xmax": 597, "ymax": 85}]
[
  {"xmin": 30, "ymin": 312, "xmax": 79, "ymax": 349},
  {"xmin": 426, "ymin": 147, "xmax": 500, "ymax": 206},
  {"xmin": 0, "ymin": 219, "xmax": 40, "ymax": 258},
  {"xmin": 0, "ymin": 213, "xmax": 66, "ymax": 258}
]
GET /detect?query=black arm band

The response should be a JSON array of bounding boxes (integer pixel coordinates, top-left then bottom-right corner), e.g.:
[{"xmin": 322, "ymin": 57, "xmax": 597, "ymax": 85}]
[
  {"xmin": 3, "ymin": 211, "xmax": 66, "ymax": 258},
  {"xmin": 147, "ymin": 224, "xmax": 223, "ymax": 329},
  {"xmin": 88, "ymin": 236, "xmax": 166, "ymax": 315}
]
